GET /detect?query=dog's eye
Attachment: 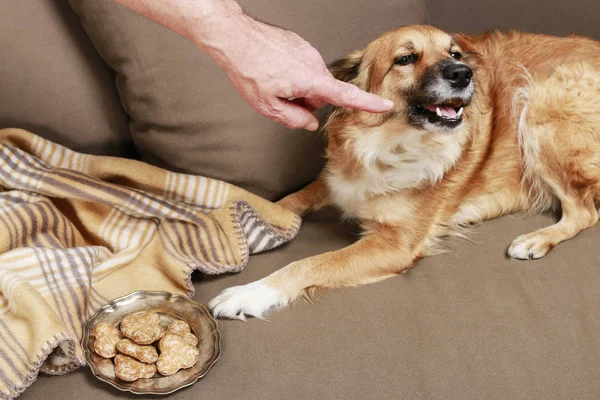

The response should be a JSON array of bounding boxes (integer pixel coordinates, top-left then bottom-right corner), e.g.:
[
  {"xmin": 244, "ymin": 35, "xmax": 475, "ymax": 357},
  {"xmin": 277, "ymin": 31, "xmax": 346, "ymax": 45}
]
[
  {"xmin": 394, "ymin": 54, "xmax": 418, "ymax": 66},
  {"xmin": 450, "ymin": 51, "xmax": 462, "ymax": 60}
]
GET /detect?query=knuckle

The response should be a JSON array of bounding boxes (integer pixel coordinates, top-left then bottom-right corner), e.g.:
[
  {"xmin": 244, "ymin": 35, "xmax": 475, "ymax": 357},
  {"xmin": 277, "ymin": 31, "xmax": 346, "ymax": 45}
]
[
  {"xmin": 305, "ymin": 46, "xmax": 323, "ymax": 61},
  {"xmin": 305, "ymin": 75, "xmax": 327, "ymax": 96},
  {"xmin": 281, "ymin": 82, "xmax": 297, "ymax": 98},
  {"xmin": 258, "ymin": 101, "xmax": 282, "ymax": 118},
  {"xmin": 345, "ymin": 84, "xmax": 360, "ymax": 100},
  {"xmin": 297, "ymin": 80, "xmax": 313, "ymax": 97},
  {"xmin": 257, "ymin": 105, "xmax": 273, "ymax": 118}
]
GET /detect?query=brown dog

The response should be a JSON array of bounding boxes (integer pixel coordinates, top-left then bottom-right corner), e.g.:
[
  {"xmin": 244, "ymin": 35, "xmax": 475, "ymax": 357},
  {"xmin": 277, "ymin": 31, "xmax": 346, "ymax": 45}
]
[{"xmin": 210, "ymin": 25, "xmax": 600, "ymax": 319}]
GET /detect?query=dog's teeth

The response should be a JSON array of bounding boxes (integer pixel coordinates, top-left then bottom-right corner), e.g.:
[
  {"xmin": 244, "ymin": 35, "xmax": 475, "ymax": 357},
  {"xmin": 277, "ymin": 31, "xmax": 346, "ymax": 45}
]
[
  {"xmin": 436, "ymin": 107, "xmax": 442, "ymax": 117},
  {"xmin": 457, "ymin": 107, "xmax": 464, "ymax": 117}
]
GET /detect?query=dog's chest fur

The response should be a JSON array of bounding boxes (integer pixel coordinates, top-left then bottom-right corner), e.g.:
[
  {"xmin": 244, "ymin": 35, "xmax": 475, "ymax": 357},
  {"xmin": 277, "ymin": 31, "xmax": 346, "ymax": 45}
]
[{"xmin": 325, "ymin": 125, "xmax": 470, "ymax": 221}]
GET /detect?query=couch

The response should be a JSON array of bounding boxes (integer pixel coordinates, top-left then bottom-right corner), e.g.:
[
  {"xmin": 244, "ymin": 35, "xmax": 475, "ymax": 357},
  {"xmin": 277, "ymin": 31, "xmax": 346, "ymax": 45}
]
[{"xmin": 2, "ymin": 0, "xmax": 600, "ymax": 399}]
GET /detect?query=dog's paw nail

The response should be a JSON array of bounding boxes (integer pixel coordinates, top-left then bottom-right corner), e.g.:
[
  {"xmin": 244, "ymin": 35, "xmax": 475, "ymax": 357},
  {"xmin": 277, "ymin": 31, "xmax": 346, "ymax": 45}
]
[{"xmin": 508, "ymin": 234, "xmax": 552, "ymax": 260}]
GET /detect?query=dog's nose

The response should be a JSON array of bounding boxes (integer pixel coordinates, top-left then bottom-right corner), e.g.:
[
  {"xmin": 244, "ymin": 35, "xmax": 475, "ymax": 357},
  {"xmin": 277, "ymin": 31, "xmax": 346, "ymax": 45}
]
[{"xmin": 443, "ymin": 63, "xmax": 473, "ymax": 89}]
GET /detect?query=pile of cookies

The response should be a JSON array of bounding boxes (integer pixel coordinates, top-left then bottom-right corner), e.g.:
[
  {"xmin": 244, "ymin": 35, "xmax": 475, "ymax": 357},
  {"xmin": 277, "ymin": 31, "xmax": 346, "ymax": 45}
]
[{"xmin": 92, "ymin": 311, "xmax": 200, "ymax": 382}]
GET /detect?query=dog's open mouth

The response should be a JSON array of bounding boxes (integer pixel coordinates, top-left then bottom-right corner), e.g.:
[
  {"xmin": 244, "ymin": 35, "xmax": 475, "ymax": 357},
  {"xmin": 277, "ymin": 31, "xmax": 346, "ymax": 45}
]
[{"xmin": 414, "ymin": 99, "xmax": 466, "ymax": 128}]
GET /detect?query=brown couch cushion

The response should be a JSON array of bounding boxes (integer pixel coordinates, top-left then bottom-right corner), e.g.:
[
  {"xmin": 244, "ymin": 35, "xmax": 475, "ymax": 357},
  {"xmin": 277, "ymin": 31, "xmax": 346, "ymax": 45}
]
[
  {"xmin": 0, "ymin": 0, "xmax": 133, "ymax": 156},
  {"xmin": 20, "ymin": 211, "xmax": 600, "ymax": 399},
  {"xmin": 67, "ymin": 0, "xmax": 429, "ymax": 200}
]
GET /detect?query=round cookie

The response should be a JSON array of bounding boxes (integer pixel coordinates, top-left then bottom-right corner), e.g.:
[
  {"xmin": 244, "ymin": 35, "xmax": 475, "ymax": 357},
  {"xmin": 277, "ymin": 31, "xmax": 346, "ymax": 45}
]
[
  {"xmin": 165, "ymin": 320, "xmax": 198, "ymax": 347},
  {"xmin": 92, "ymin": 322, "xmax": 122, "ymax": 358},
  {"xmin": 120, "ymin": 311, "xmax": 164, "ymax": 345},
  {"xmin": 114, "ymin": 354, "xmax": 157, "ymax": 382},
  {"xmin": 116, "ymin": 338, "xmax": 159, "ymax": 364},
  {"xmin": 156, "ymin": 333, "xmax": 200, "ymax": 376}
]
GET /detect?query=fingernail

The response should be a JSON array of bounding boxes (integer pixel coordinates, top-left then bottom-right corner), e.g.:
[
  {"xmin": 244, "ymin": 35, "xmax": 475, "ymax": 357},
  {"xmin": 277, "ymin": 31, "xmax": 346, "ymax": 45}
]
[
  {"xmin": 383, "ymin": 99, "xmax": 394, "ymax": 108},
  {"xmin": 306, "ymin": 122, "xmax": 319, "ymax": 131}
]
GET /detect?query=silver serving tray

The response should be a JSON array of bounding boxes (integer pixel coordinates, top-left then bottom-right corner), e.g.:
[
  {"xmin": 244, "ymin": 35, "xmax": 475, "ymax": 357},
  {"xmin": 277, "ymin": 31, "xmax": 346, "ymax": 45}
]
[{"xmin": 81, "ymin": 291, "xmax": 221, "ymax": 395}]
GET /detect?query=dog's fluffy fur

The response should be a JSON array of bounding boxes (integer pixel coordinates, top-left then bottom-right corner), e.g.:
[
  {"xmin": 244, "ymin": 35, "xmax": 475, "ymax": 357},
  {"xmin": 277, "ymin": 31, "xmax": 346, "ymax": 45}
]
[{"xmin": 210, "ymin": 25, "xmax": 600, "ymax": 320}]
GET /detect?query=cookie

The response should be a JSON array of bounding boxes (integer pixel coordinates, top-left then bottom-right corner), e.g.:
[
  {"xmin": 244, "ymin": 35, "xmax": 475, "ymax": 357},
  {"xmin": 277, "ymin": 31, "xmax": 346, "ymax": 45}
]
[
  {"xmin": 156, "ymin": 333, "xmax": 200, "ymax": 376},
  {"xmin": 116, "ymin": 338, "xmax": 159, "ymax": 364},
  {"xmin": 120, "ymin": 311, "xmax": 164, "ymax": 345},
  {"xmin": 165, "ymin": 320, "xmax": 198, "ymax": 347},
  {"xmin": 92, "ymin": 322, "xmax": 122, "ymax": 358},
  {"xmin": 114, "ymin": 354, "xmax": 157, "ymax": 382}
]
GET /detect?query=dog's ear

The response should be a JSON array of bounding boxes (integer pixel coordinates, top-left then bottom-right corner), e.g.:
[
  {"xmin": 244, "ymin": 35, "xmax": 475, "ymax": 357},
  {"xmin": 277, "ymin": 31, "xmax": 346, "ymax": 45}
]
[
  {"xmin": 452, "ymin": 34, "xmax": 474, "ymax": 52},
  {"xmin": 452, "ymin": 34, "xmax": 481, "ymax": 66},
  {"xmin": 328, "ymin": 50, "xmax": 365, "ymax": 84}
]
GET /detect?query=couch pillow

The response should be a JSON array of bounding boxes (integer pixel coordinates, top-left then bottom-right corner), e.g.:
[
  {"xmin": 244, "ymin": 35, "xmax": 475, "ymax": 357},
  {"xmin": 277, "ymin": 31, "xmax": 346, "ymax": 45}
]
[
  {"xmin": 0, "ymin": 0, "xmax": 133, "ymax": 156},
  {"xmin": 68, "ymin": 0, "xmax": 429, "ymax": 200}
]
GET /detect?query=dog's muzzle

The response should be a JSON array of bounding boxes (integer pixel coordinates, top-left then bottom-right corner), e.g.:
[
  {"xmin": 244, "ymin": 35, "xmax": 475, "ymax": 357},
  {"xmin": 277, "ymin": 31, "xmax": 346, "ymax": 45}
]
[{"xmin": 408, "ymin": 60, "xmax": 475, "ymax": 131}]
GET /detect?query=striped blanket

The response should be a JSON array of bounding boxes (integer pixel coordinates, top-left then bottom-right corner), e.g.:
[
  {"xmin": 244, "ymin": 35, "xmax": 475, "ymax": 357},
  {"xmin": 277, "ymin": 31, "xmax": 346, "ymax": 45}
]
[{"xmin": 0, "ymin": 128, "xmax": 301, "ymax": 400}]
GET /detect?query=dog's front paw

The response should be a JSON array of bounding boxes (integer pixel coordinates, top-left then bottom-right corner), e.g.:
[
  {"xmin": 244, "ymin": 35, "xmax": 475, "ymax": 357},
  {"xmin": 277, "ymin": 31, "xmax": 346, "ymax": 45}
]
[
  {"xmin": 209, "ymin": 279, "xmax": 290, "ymax": 321},
  {"xmin": 508, "ymin": 233, "xmax": 553, "ymax": 260}
]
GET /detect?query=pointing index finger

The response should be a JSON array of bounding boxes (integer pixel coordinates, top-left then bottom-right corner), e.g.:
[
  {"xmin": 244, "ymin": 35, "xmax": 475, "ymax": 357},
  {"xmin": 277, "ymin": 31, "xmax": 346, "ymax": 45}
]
[{"xmin": 320, "ymin": 77, "xmax": 394, "ymax": 113}]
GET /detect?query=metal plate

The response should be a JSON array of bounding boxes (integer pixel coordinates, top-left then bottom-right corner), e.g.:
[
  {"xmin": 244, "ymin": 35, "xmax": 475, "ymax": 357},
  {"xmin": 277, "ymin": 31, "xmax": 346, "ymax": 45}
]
[{"xmin": 81, "ymin": 291, "xmax": 221, "ymax": 395}]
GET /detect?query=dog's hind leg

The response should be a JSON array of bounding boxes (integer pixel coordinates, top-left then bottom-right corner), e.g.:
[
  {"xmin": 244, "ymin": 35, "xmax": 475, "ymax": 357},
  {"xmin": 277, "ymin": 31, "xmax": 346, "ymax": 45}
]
[
  {"xmin": 509, "ymin": 63, "xmax": 600, "ymax": 260},
  {"xmin": 508, "ymin": 175, "xmax": 598, "ymax": 259},
  {"xmin": 276, "ymin": 177, "xmax": 331, "ymax": 216},
  {"xmin": 209, "ymin": 223, "xmax": 422, "ymax": 319}
]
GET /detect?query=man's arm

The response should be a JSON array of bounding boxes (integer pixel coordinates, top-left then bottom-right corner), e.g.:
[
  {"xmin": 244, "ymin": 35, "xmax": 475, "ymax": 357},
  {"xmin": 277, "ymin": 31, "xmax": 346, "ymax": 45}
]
[{"xmin": 112, "ymin": 0, "xmax": 393, "ymax": 131}]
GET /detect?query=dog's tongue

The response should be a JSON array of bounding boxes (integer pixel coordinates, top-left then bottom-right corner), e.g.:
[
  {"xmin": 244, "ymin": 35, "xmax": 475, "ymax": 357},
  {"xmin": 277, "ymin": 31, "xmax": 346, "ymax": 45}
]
[
  {"xmin": 424, "ymin": 104, "xmax": 458, "ymax": 119},
  {"xmin": 440, "ymin": 106, "xmax": 457, "ymax": 118}
]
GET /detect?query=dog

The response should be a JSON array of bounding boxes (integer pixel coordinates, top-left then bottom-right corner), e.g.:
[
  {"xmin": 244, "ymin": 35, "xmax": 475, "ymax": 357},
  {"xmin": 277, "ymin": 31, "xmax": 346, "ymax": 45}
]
[{"xmin": 210, "ymin": 25, "xmax": 600, "ymax": 320}]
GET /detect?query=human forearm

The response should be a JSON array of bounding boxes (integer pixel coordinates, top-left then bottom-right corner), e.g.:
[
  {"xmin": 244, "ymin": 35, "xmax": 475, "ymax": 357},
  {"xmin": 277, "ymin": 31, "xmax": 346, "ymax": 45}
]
[
  {"xmin": 112, "ymin": 0, "xmax": 393, "ymax": 131},
  {"xmin": 112, "ymin": 0, "xmax": 244, "ymax": 60}
]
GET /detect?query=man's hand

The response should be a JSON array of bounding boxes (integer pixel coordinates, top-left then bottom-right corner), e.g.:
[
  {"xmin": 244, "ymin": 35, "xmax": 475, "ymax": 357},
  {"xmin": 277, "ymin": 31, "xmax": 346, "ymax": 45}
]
[
  {"xmin": 204, "ymin": 15, "xmax": 393, "ymax": 131},
  {"xmin": 112, "ymin": 0, "xmax": 394, "ymax": 131}
]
